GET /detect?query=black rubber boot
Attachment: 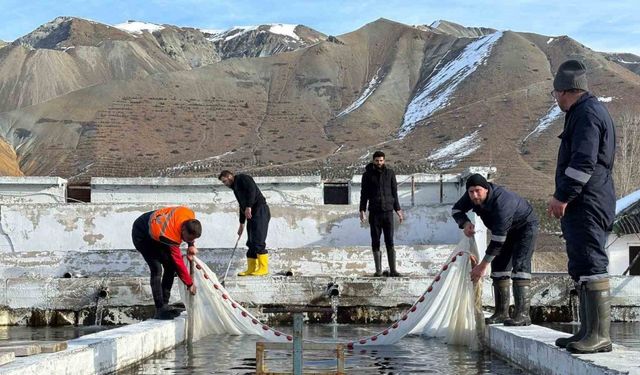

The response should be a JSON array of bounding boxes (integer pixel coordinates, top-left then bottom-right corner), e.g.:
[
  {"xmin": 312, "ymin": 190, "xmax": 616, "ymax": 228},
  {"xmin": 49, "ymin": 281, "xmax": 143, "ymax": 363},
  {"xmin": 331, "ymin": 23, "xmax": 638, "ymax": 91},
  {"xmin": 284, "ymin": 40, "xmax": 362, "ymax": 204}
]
[
  {"xmin": 153, "ymin": 305, "xmax": 182, "ymax": 320},
  {"xmin": 387, "ymin": 246, "xmax": 403, "ymax": 277},
  {"xmin": 168, "ymin": 304, "xmax": 186, "ymax": 314},
  {"xmin": 485, "ymin": 279, "xmax": 511, "ymax": 324},
  {"xmin": 566, "ymin": 279, "xmax": 612, "ymax": 354},
  {"xmin": 556, "ymin": 283, "xmax": 586, "ymax": 348},
  {"xmin": 373, "ymin": 249, "xmax": 383, "ymax": 277},
  {"xmin": 504, "ymin": 279, "xmax": 531, "ymax": 326}
]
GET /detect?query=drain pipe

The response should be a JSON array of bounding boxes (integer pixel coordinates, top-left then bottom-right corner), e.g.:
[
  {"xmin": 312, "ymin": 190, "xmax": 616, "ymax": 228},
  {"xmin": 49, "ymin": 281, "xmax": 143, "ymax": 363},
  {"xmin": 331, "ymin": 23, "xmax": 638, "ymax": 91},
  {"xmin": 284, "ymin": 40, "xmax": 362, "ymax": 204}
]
[
  {"xmin": 97, "ymin": 286, "xmax": 110, "ymax": 299},
  {"xmin": 325, "ymin": 282, "xmax": 340, "ymax": 297}
]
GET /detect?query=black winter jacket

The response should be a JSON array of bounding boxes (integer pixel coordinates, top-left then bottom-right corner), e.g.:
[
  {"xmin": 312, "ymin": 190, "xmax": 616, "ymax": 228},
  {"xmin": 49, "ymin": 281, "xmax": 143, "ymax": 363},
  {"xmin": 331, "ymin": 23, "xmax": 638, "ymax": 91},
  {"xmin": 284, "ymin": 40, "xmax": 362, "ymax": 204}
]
[
  {"xmin": 232, "ymin": 174, "xmax": 267, "ymax": 224},
  {"xmin": 359, "ymin": 163, "xmax": 401, "ymax": 213}
]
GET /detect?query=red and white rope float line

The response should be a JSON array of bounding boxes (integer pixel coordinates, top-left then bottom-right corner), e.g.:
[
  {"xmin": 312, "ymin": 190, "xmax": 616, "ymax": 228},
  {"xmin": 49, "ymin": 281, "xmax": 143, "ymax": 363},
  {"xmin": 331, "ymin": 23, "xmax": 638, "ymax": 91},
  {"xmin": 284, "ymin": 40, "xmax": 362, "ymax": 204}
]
[
  {"xmin": 192, "ymin": 260, "xmax": 293, "ymax": 341},
  {"xmin": 347, "ymin": 251, "xmax": 469, "ymax": 349},
  {"xmin": 189, "ymin": 251, "xmax": 469, "ymax": 347}
]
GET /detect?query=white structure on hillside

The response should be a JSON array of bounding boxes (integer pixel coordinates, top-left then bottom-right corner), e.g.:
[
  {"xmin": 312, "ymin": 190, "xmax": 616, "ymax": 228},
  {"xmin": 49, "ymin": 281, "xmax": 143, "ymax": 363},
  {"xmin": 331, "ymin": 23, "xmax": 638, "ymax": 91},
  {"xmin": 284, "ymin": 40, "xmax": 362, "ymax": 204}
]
[
  {"xmin": 0, "ymin": 177, "xmax": 67, "ymax": 204},
  {"xmin": 607, "ymin": 189, "xmax": 640, "ymax": 275}
]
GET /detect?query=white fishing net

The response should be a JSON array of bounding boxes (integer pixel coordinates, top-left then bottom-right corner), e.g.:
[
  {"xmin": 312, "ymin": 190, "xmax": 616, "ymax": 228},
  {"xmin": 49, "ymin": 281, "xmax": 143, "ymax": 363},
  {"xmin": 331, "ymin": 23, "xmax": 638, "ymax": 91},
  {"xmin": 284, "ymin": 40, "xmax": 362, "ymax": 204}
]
[{"xmin": 179, "ymin": 237, "xmax": 483, "ymax": 349}]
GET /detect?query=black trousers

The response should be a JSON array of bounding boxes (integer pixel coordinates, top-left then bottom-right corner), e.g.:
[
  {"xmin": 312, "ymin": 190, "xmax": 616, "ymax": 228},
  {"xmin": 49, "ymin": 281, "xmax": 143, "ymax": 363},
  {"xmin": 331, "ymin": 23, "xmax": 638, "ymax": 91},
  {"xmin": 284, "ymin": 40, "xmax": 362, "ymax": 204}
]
[
  {"xmin": 490, "ymin": 221, "xmax": 538, "ymax": 280},
  {"xmin": 369, "ymin": 211, "xmax": 394, "ymax": 250},
  {"xmin": 246, "ymin": 204, "xmax": 271, "ymax": 258},
  {"xmin": 132, "ymin": 212, "xmax": 175, "ymax": 309}
]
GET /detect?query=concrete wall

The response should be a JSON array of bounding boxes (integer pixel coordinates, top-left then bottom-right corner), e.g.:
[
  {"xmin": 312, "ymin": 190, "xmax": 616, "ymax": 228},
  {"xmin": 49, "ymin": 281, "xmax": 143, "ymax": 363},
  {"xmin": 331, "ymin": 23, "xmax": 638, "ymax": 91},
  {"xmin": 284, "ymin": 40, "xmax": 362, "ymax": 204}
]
[
  {"xmin": 91, "ymin": 176, "xmax": 324, "ymax": 205},
  {"xmin": 0, "ymin": 245, "xmax": 456, "ymax": 279},
  {"xmin": 486, "ymin": 324, "xmax": 640, "ymax": 375},
  {"xmin": 0, "ymin": 271, "xmax": 638, "ymax": 326},
  {"xmin": 92, "ymin": 168, "xmax": 496, "ymax": 207},
  {"xmin": 350, "ymin": 167, "xmax": 495, "ymax": 206},
  {"xmin": 0, "ymin": 177, "xmax": 67, "ymax": 204},
  {"xmin": 0, "ymin": 203, "xmax": 466, "ymax": 253},
  {"xmin": 607, "ymin": 233, "xmax": 640, "ymax": 275},
  {"xmin": 0, "ymin": 317, "xmax": 186, "ymax": 375}
]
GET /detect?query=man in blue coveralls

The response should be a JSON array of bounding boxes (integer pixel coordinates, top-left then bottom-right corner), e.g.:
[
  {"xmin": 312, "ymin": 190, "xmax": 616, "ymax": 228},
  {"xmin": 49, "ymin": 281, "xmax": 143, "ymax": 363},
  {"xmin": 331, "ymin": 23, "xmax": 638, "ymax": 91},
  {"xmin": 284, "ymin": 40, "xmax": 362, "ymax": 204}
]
[
  {"xmin": 548, "ymin": 60, "xmax": 616, "ymax": 354},
  {"xmin": 452, "ymin": 174, "xmax": 538, "ymax": 327}
]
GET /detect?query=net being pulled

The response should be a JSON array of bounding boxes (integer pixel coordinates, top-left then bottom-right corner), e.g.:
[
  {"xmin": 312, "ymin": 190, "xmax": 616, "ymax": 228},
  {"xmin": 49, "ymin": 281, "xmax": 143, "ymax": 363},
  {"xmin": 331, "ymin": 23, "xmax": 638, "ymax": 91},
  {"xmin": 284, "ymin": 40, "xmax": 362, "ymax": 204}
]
[{"xmin": 180, "ymin": 237, "xmax": 483, "ymax": 349}]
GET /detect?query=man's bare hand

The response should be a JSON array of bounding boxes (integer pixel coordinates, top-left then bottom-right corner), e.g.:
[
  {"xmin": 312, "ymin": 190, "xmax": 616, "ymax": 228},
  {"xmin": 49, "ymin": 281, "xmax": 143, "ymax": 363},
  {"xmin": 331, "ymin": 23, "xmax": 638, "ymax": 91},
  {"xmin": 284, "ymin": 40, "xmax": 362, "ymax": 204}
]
[
  {"xmin": 547, "ymin": 197, "xmax": 567, "ymax": 219},
  {"xmin": 463, "ymin": 222, "xmax": 476, "ymax": 238},
  {"xmin": 397, "ymin": 210, "xmax": 404, "ymax": 223},
  {"xmin": 187, "ymin": 245, "xmax": 198, "ymax": 261},
  {"xmin": 470, "ymin": 255, "xmax": 478, "ymax": 268},
  {"xmin": 237, "ymin": 223, "xmax": 244, "ymax": 236},
  {"xmin": 245, "ymin": 207, "xmax": 252, "ymax": 220},
  {"xmin": 470, "ymin": 261, "xmax": 489, "ymax": 283},
  {"xmin": 359, "ymin": 211, "xmax": 366, "ymax": 223},
  {"xmin": 188, "ymin": 284, "xmax": 197, "ymax": 295}
]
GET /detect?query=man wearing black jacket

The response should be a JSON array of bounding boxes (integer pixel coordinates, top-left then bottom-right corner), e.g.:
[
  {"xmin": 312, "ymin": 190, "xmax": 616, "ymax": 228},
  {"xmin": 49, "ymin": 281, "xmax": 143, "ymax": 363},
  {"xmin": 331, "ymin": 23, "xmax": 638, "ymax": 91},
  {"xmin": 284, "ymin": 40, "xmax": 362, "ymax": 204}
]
[
  {"xmin": 219, "ymin": 170, "xmax": 271, "ymax": 276},
  {"xmin": 359, "ymin": 151, "xmax": 404, "ymax": 277},
  {"xmin": 547, "ymin": 60, "xmax": 616, "ymax": 354},
  {"xmin": 452, "ymin": 174, "xmax": 538, "ymax": 326}
]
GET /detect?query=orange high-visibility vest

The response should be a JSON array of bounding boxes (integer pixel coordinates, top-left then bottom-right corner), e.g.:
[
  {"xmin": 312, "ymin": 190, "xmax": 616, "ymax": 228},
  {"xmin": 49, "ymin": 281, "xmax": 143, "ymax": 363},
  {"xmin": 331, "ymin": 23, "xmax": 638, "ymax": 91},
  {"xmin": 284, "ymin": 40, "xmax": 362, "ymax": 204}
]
[{"xmin": 148, "ymin": 206, "xmax": 195, "ymax": 245}]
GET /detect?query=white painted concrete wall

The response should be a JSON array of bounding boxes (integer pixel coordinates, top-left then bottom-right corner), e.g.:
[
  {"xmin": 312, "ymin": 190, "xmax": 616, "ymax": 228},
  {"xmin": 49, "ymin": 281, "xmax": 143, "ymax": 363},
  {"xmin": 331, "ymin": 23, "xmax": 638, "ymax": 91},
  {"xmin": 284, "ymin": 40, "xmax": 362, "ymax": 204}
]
[
  {"xmin": 0, "ymin": 203, "xmax": 467, "ymax": 253},
  {"xmin": 607, "ymin": 233, "xmax": 640, "ymax": 275},
  {"xmin": 0, "ymin": 317, "xmax": 186, "ymax": 375},
  {"xmin": 91, "ymin": 176, "xmax": 324, "ymax": 205},
  {"xmin": 0, "ymin": 177, "xmax": 67, "ymax": 204},
  {"xmin": 350, "ymin": 166, "xmax": 495, "ymax": 206},
  {"xmin": 486, "ymin": 324, "xmax": 639, "ymax": 375}
]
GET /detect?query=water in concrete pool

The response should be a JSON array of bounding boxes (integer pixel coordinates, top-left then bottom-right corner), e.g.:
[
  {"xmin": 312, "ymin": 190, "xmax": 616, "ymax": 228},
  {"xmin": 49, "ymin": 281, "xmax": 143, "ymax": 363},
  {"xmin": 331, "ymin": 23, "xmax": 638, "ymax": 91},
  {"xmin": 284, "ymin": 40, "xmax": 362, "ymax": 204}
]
[{"xmin": 121, "ymin": 324, "xmax": 526, "ymax": 374}]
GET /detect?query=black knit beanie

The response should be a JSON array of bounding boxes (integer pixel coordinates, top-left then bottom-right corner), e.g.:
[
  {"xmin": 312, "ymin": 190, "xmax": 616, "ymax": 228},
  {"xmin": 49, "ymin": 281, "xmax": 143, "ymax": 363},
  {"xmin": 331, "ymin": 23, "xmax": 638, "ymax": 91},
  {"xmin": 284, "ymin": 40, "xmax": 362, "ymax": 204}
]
[
  {"xmin": 553, "ymin": 60, "xmax": 588, "ymax": 91},
  {"xmin": 466, "ymin": 174, "xmax": 490, "ymax": 190}
]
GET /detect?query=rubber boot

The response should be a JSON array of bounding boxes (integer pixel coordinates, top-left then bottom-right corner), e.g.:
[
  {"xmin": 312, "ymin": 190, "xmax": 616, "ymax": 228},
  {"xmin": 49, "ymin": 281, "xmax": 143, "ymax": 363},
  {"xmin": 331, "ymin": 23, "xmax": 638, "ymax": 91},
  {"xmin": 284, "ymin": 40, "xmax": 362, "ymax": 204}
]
[
  {"xmin": 373, "ymin": 249, "xmax": 383, "ymax": 277},
  {"xmin": 153, "ymin": 305, "xmax": 181, "ymax": 320},
  {"xmin": 387, "ymin": 246, "xmax": 403, "ymax": 277},
  {"xmin": 238, "ymin": 257, "xmax": 257, "ymax": 276},
  {"xmin": 566, "ymin": 279, "xmax": 612, "ymax": 354},
  {"xmin": 250, "ymin": 254, "xmax": 269, "ymax": 276},
  {"xmin": 168, "ymin": 303, "xmax": 186, "ymax": 314},
  {"xmin": 485, "ymin": 279, "xmax": 511, "ymax": 324},
  {"xmin": 556, "ymin": 283, "xmax": 586, "ymax": 348},
  {"xmin": 504, "ymin": 279, "xmax": 531, "ymax": 326}
]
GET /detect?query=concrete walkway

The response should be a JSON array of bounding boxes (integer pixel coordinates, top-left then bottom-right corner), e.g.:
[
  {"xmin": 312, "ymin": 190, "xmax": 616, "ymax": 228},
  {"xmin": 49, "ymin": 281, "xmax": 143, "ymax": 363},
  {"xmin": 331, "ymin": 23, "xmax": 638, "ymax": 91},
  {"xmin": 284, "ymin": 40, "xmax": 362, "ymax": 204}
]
[
  {"xmin": 486, "ymin": 323, "xmax": 640, "ymax": 375},
  {"xmin": 0, "ymin": 315, "xmax": 186, "ymax": 375}
]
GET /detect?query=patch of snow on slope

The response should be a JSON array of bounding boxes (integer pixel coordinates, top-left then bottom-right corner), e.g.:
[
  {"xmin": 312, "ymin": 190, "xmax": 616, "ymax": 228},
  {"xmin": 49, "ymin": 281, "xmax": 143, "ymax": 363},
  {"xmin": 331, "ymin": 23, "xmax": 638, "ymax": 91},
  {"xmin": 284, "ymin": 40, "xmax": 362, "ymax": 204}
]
[
  {"xmin": 598, "ymin": 96, "xmax": 613, "ymax": 103},
  {"xmin": 399, "ymin": 31, "xmax": 503, "ymax": 138},
  {"xmin": 430, "ymin": 20, "xmax": 441, "ymax": 28},
  {"xmin": 617, "ymin": 189, "xmax": 640, "ymax": 215},
  {"xmin": 269, "ymin": 24, "xmax": 300, "ymax": 40},
  {"xmin": 547, "ymin": 37, "xmax": 554, "ymax": 44},
  {"xmin": 210, "ymin": 26, "xmax": 259, "ymax": 42},
  {"xmin": 427, "ymin": 130, "xmax": 481, "ymax": 169},
  {"xmin": 611, "ymin": 56, "xmax": 640, "ymax": 64},
  {"xmin": 523, "ymin": 104, "xmax": 562, "ymax": 143},
  {"xmin": 160, "ymin": 151, "xmax": 235, "ymax": 176},
  {"xmin": 337, "ymin": 69, "xmax": 383, "ymax": 117},
  {"xmin": 199, "ymin": 28, "xmax": 224, "ymax": 35},
  {"xmin": 114, "ymin": 21, "xmax": 164, "ymax": 34}
]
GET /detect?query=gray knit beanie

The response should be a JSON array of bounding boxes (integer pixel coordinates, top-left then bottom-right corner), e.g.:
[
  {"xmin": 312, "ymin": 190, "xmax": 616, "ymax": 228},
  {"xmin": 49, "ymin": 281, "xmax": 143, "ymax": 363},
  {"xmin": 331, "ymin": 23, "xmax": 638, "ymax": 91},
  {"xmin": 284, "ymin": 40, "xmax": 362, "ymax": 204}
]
[{"xmin": 553, "ymin": 60, "xmax": 588, "ymax": 91}]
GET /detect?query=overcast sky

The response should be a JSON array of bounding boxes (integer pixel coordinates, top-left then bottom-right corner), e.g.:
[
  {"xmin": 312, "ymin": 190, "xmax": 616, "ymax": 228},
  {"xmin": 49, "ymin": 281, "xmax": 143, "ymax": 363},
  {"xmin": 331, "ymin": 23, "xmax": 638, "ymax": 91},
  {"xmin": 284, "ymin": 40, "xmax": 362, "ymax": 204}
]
[{"xmin": 1, "ymin": 0, "xmax": 639, "ymax": 55}]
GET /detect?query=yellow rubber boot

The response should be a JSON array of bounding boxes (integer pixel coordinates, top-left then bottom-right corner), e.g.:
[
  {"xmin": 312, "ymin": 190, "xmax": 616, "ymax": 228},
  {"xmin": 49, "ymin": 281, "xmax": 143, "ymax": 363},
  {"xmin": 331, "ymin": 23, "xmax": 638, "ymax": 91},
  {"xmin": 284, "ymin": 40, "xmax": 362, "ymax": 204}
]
[
  {"xmin": 250, "ymin": 254, "xmax": 269, "ymax": 276},
  {"xmin": 238, "ymin": 258, "xmax": 257, "ymax": 276}
]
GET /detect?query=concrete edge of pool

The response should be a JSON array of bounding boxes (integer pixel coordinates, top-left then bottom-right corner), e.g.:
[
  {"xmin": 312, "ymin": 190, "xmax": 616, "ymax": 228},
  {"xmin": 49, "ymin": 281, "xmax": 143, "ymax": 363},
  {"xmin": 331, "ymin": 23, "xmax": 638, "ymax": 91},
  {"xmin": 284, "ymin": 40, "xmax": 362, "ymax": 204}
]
[
  {"xmin": 0, "ymin": 315, "xmax": 186, "ymax": 375},
  {"xmin": 1, "ymin": 317, "xmax": 639, "ymax": 374},
  {"xmin": 485, "ymin": 324, "xmax": 640, "ymax": 375}
]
